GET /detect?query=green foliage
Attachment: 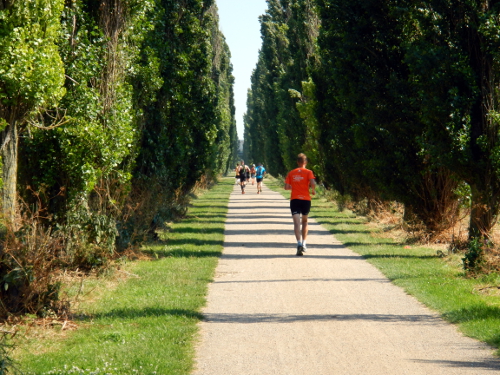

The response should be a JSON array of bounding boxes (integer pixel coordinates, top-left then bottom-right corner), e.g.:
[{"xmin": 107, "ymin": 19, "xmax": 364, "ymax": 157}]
[
  {"xmin": 312, "ymin": 0, "xmax": 500, "ymax": 236},
  {"xmin": 0, "ymin": 0, "xmax": 66, "ymax": 223},
  {"xmin": 0, "ymin": 0, "xmax": 236, "ymax": 318},
  {"xmin": 248, "ymin": 0, "xmax": 500, "ymax": 239},
  {"xmin": 18, "ymin": 0, "xmax": 140, "ymax": 262},
  {"xmin": 130, "ymin": 0, "xmax": 236, "ymax": 230},
  {"xmin": 245, "ymin": 0, "xmax": 319, "ymax": 176},
  {"xmin": 463, "ymin": 237, "xmax": 485, "ymax": 273},
  {"xmin": 399, "ymin": 1, "xmax": 500, "ymax": 238},
  {"xmin": 11, "ymin": 0, "xmax": 236, "ymax": 264},
  {"xmin": 315, "ymin": 0, "xmax": 446, "ymax": 229},
  {"xmin": 0, "ymin": 0, "xmax": 65, "ymax": 112},
  {"xmin": 293, "ymin": 78, "xmax": 324, "ymax": 180}
]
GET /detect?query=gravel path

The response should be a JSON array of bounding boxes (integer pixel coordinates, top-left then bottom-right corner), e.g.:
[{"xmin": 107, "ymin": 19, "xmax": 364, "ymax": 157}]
[{"xmin": 193, "ymin": 182, "xmax": 500, "ymax": 374}]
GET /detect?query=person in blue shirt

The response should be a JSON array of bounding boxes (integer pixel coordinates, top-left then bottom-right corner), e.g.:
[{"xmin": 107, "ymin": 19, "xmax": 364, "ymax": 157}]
[{"xmin": 255, "ymin": 163, "xmax": 266, "ymax": 194}]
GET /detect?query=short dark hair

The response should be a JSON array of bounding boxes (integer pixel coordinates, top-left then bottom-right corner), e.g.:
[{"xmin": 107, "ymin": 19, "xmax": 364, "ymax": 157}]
[{"xmin": 297, "ymin": 153, "xmax": 307, "ymax": 164}]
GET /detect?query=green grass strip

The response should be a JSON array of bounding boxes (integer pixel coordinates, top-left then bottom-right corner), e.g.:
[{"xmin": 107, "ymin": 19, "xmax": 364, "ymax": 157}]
[
  {"xmin": 17, "ymin": 177, "xmax": 235, "ymax": 375},
  {"xmin": 264, "ymin": 175, "xmax": 500, "ymax": 356}
]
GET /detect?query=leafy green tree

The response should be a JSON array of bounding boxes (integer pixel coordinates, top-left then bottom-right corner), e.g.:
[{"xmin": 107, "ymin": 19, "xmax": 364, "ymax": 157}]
[
  {"xmin": 401, "ymin": 0, "xmax": 500, "ymax": 238},
  {"xmin": 275, "ymin": 0, "xmax": 320, "ymax": 172},
  {"xmin": 253, "ymin": 0, "xmax": 287, "ymax": 175},
  {"xmin": 314, "ymin": 0, "xmax": 460, "ymax": 231},
  {"xmin": 245, "ymin": 0, "xmax": 319, "ymax": 176},
  {"xmin": 18, "ymin": 0, "xmax": 153, "ymax": 262},
  {"xmin": 0, "ymin": 0, "xmax": 65, "ymax": 223},
  {"xmin": 208, "ymin": 5, "xmax": 238, "ymax": 176},
  {"xmin": 292, "ymin": 78, "xmax": 324, "ymax": 181},
  {"xmin": 131, "ymin": 0, "xmax": 235, "ymax": 232}
]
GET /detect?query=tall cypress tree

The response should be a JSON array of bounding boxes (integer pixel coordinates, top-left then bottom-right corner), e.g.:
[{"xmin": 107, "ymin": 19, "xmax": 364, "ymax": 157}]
[
  {"xmin": 402, "ymin": 0, "xmax": 500, "ymax": 238},
  {"xmin": 314, "ymin": 0, "xmax": 461, "ymax": 231},
  {"xmin": 245, "ymin": 0, "xmax": 320, "ymax": 176}
]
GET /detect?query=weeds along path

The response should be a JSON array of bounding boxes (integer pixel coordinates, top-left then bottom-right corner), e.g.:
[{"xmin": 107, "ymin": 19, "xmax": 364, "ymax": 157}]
[{"xmin": 193, "ymin": 182, "xmax": 500, "ymax": 375}]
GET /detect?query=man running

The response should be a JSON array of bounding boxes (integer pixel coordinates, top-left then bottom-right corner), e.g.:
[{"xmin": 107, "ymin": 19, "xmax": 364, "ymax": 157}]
[
  {"xmin": 255, "ymin": 163, "xmax": 266, "ymax": 194},
  {"xmin": 284, "ymin": 153, "xmax": 316, "ymax": 256},
  {"xmin": 238, "ymin": 161, "xmax": 249, "ymax": 194}
]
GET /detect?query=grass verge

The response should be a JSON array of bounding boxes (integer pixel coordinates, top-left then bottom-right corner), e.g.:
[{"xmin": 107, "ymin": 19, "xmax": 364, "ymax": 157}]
[
  {"xmin": 263, "ymin": 175, "xmax": 500, "ymax": 356},
  {"xmin": 15, "ymin": 177, "xmax": 235, "ymax": 374}
]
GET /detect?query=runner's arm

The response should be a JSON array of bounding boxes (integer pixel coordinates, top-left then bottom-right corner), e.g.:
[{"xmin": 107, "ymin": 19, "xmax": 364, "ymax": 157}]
[{"xmin": 310, "ymin": 179, "xmax": 316, "ymax": 195}]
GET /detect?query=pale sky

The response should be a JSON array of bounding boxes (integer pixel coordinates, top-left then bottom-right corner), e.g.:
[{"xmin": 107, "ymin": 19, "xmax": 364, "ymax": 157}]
[{"xmin": 216, "ymin": 0, "xmax": 268, "ymax": 140}]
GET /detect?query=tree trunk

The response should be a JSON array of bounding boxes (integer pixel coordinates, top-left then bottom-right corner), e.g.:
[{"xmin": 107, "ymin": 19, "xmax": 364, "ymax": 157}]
[
  {"xmin": 1, "ymin": 122, "xmax": 18, "ymax": 225},
  {"xmin": 464, "ymin": 5, "xmax": 500, "ymax": 240},
  {"xmin": 468, "ymin": 182, "xmax": 500, "ymax": 240}
]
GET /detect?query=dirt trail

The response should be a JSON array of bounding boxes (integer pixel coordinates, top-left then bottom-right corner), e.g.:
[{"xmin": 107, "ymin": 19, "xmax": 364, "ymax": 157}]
[{"xmin": 193, "ymin": 183, "xmax": 500, "ymax": 375}]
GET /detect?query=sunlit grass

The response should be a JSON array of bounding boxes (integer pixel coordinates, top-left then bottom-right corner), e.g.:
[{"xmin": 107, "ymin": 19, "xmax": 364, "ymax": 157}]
[
  {"xmin": 16, "ymin": 177, "xmax": 235, "ymax": 375},
  {"xmin": 264, "ymin": 175, "xmax": 500, "ymax": 355}
]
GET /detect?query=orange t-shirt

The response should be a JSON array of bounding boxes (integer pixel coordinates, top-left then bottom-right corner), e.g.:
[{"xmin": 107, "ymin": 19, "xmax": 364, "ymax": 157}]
[{"xmin": 285, "ymin": 168, "xmax": 315, "ymax": 201}]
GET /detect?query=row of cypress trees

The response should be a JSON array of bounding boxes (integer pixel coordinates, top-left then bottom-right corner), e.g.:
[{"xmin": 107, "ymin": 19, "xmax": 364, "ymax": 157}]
[
  {"xmin": 0, "ymin": 0, "xmax": 237, "ymax": 314},
  {"xmin": 244, "ymin": 0, "xmax": 500, "ymax": 244}
]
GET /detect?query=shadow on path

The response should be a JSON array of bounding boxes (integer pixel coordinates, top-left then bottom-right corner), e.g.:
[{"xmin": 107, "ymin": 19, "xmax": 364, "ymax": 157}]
[
  {"xmin": 223, "ymin": 242, "xmax": 344, "ymax": 248},
  {"xmin": 220, "ymin": 253, "xmax": 365, "ymax": 260},
  {"xmin": 224, "ymin": 229, "xmax": 335, "ymax": 236},
  {"xmin": 412, "ymin": 359, "xmax": 500, "ymax": 371},
  {"xmin": 202, "ymin": 312, "xmax": 442, "ymax": 324},
  {"xmin": 213, "ymin": 278, "xmax": 390, "ymax": 284}
]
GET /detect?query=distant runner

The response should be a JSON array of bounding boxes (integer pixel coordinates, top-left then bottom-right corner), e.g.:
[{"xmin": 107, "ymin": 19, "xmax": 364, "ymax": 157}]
[
  {"xmin": 255, "ymin": 163, "xmax": 266, "ymax": 194},
  {"xmin": 284, "ymin": 153, "xmax": 316, "ymax": 256},
  {"xmin": 238, "ymin": 161, "xmax": 250, "ymax": 194},
  {"xmin": 235, "ymin": 164, "xmax": 240, "ymax": 185},
  {"xmin": 250, "ymin": 164, "xmax": 256, "ymax": 185}
]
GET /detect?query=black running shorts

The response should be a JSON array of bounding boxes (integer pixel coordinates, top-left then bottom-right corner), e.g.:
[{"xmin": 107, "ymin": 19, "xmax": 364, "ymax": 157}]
[
  {"xmin": 290, "ymin": 199, "xmax": 311, "ymax": 216},
  {"xmin": 256, "ymin": 177, "xmax": 263, "ymax": 183}
]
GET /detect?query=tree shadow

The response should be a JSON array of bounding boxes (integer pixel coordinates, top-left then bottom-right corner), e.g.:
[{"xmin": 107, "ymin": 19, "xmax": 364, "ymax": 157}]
[
  {"xmin": 189, "ymin": 204, "xmax": 228, "ymax": 210},
  {"xmin": 362, "ymin": 253, "xmax": 439, "ymax": 260},
  {"xmin": 229, "ymin": 206, "xmax": 289, "ymax": 210},
  {"xmin": 443, "ymin": 305, "xmax": 500, "ymax": 327},
  {"xmin": 220, "ymin": 252, "xmax": 363, "ymax": 261},
  {"xmin": 92, "ymin": 307, "xmax": 204, "ymax": 321},
  {"xmin": 201, "ymin": 312, "xmax": 442, "ymax": 324},
  {"xmin": 411, "ymin": 359, "xmax": 500, "ymax": 371},
  {"xmin": 222, "ymin": 242, "xmax": 346, "ymax": 250},
  {"xmin": 166, "ymin": 227, "xmax": 225, "ymax": 235},
  {"xmin": 182, "ymin": 218, "xmax": 227, "ymax": 224},
  {"xmin": 222, "ymin": 220, "xmax": 293, "ymax": 225},
  {"xmin": 214, "ymin": 277, "xmax": 390, "ymax": 284},
  {"xmin": 312, "ymin": 214, "xmax": 359, "ymax": 220},
  {"xmin": 227, "ymin": 214, "xmax": 290, "ymax": 220},
  {"xmin": 223, "ymin": 228, "xmax": 334, "ymax": 236},
  {"xmin": 321, "ymin": 228, "xmax": 374, "ymax": 235},
  {"xmin": 151, "ymin": 248, "xmax": 222, "ymax": 258}
]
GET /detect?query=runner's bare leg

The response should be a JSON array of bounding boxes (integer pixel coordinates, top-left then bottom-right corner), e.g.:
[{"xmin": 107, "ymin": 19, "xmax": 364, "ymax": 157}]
[
  {"xmin": 293, "ymin": 214, "xmax": 302, "ymax": 242},
  {"xmin": 301, "ymin": 215, "xmax": 309, "ymax": 242}
]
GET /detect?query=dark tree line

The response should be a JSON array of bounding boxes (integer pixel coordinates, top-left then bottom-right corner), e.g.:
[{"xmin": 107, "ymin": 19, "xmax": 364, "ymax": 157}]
[
  {"xmin": 0, "ymin": 0, "xmax": 237, "ymax": 316},
  {"xmin": 245, "ymin": 0, "xmax": 500, "ymax": 245}
]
